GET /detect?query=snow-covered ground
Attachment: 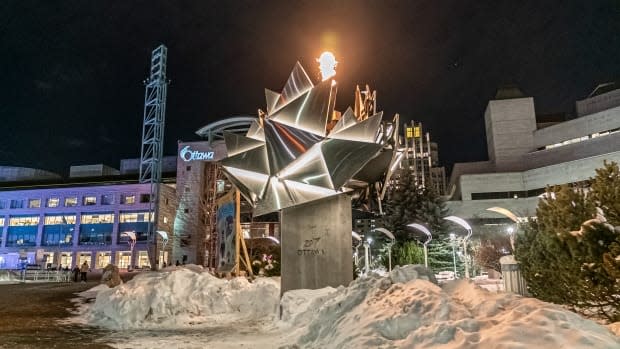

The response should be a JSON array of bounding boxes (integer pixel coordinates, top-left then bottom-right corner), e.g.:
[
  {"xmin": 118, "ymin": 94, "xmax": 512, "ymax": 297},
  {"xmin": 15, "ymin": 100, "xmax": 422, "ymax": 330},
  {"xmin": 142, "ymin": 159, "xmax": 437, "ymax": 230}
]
[{"xmin": 67, "ymin": 265, "xmax": 620, "ymax": 348}]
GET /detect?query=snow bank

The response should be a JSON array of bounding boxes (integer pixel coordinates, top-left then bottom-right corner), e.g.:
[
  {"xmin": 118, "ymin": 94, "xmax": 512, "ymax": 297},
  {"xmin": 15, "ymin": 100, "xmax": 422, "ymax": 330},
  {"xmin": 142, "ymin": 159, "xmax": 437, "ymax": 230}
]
[
  {"xmin": 281, "ymin": 265, "xmax": 620, "ymax": 349},
  {"xmin": 78, "ymin": 264, "xmax": 619, "ymax": 348},
  {"xmin": 83, "ymin": 267, "xmax": 279, "ymax": 329}
]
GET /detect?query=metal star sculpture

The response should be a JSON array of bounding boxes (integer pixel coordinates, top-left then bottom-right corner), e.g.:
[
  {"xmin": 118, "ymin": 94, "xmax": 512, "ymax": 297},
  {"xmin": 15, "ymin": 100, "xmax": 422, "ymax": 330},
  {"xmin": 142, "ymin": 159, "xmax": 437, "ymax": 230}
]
[{"xmin": 221, "ymin": 62, "xmax": 398, "ymax": 216}]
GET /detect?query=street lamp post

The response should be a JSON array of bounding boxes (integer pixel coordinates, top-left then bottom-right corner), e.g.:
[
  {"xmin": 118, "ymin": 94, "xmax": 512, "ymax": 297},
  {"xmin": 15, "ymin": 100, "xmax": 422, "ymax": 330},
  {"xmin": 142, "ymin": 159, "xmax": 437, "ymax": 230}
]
[
  {"xmin": 374, "ymin": 228, "xmax": 396, "ymax": 272},
  {"xmin": 449, "ymin": 233, "xmax": 457, "ymax": 278},
  {"xmin": 406, "ymin": 223, "xmax": 432, "ymax": 268},
  {"xmin": 444, "ymin": 216, "xmax": 472, "ymax": 279},
  {"xmin": 363, "ymin": 238, "xmax": 372, "ymax": 274}
]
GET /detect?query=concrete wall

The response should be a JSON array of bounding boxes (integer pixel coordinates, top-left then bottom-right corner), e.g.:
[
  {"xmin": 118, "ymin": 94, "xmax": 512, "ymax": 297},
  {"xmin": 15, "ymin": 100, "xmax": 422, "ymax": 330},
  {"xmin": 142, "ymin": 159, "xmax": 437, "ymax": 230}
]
[
  {"xmin": 576, "ymin": 88, "xmax": 620, "ymax": 116},
  {"xmin": 69, "ymin": 164, "xmax": 120, "ymax": 178},
  {"xmin": 0, "ymin": 166, "xmax": 61, "ymax": 182},
  {"xmin": 485, "ymin": 98, "xmax": 537, "ymax": 171},
  {"xmin": 533, "ymin": 106, "xmax": 620, "ymax": 148},
  {"xmin": 280, "ymin": 194, "xmax": 353, "ymax": 294}
]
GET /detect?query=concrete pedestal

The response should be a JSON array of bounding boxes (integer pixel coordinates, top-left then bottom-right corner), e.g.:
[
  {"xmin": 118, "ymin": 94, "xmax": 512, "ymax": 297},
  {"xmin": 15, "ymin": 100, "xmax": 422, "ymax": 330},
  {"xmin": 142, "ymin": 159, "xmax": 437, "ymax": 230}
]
[{"xmin": 280, "ymin": 194, "xmax": 353, "ymax": 294}]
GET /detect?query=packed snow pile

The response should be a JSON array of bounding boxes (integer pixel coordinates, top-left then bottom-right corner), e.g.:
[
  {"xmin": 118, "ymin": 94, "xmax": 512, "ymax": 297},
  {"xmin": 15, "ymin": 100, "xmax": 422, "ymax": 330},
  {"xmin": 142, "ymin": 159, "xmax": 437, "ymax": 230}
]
[
  {"xmin": 280, "ymin": 265, "xmax": 620, "ymax": 348},
  {"xmin": 76, "ymin": 264, "xmax": 619, "ymax": 348},
  {"xmin": 82, "ymin": 266, "xmax": 279, "ymax": 329}
]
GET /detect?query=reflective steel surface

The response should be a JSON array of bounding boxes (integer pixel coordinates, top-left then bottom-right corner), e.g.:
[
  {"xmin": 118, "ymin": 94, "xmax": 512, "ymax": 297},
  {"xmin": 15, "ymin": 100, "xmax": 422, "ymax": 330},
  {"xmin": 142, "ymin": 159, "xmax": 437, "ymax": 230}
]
[{"xmin": 221, "ymin": 62, "xmax": 393, "ymax": 215}]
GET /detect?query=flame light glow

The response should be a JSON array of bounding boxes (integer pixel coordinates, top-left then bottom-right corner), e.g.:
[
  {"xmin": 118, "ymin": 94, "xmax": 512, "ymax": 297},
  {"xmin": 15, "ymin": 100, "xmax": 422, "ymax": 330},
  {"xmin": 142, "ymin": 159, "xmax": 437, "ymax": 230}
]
[{"xmin": 317, "ymin": 51, "xmax": 337, "ymax": 81}]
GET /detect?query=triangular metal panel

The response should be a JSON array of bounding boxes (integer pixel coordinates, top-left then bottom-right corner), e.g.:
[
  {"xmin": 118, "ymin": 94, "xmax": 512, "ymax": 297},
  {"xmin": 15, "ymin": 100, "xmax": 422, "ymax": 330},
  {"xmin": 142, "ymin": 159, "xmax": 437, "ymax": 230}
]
[
  {"xmin": 263, "ymin": 119, "xmax": 323, "ymax": 175},
  {"xmin": 223, "ymin": 132, "xmax": 265, "ymax": 157},
  {"xmin": 328, "ymin": 111, "xmax": 383, "ymax": 143},
  {"xmin": 282, "ymin": 179, "xmax": 342, "ymax": 208},
  {"xmin": 246, "ymin": 119, "xmax": 265, "ymax": 141},
  {"xmin": 254, "ymin": 177, "xmax": 295, "ymax": 216},
  {"xmin": 265, "ymin": 88, "xmax": 280, "ymax": 115},
  {"xmin": 321, "ymin": 139, "xmax": 383, "ymax": 189},
  {"xmin": 273, "ymin": 62, "xmax": 314, "ymax": 112},
  {"xmin": 278, "ymin": 143, "xmax": 333, "ymax": 189},
  {"xmin": 221, "ymin": 166, "xmax": 269, "ymax": 204},
  {"xmin": 269, "ymin": 78, "xmax": 336, "ymax": 137},
  {"xmin": 330, "ymin": 107, "xmax": 357, "ymax": 135},
  {"xmin": 220, "ymin": 144, "xmax": 270, "ymax": 175},
  {"xmin": 353, "ymin": 148, "xmax": 393, "ymax": 183}
]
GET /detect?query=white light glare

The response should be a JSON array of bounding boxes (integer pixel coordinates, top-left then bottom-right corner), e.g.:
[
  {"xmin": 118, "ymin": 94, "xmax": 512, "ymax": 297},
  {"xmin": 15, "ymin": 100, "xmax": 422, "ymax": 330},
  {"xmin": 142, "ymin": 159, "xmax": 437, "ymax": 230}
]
[{"xmin": 317, "ymin": 51, "xmax": 337, "ymax": 81}]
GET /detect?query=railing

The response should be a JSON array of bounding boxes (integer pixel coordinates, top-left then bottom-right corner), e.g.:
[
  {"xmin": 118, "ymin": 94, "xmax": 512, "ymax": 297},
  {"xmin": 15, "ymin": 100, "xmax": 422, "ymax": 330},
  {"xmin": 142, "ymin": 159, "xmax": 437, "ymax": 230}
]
[{"xmin": 13, "ymin": 270, "xmax": 73, "ymax": 283}]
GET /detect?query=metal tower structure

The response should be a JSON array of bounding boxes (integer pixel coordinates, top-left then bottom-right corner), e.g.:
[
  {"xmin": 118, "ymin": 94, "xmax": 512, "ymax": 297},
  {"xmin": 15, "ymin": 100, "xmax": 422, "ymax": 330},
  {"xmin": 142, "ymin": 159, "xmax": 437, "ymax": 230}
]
[{"xmin": 139, "ymin": 44, "xmax": 169, "ymax": 269}]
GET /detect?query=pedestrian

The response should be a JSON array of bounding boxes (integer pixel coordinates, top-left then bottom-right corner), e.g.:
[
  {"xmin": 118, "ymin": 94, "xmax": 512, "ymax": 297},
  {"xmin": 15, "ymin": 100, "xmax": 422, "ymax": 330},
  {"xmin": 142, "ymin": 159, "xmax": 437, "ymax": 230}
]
[
  {"xmin": 162, "ymin": 261, "xmax": 167, "ymax": 268},
  {"xmin": 80, "ymin": 261, "xmax": 89, "ymax": 282},
  {"xmin": 175, "ymin": 260, "xmax": 180, "ymax": 266},
  {"xmin": 72, "ymin": 265, "xmax": 80, "ymax": 282}
]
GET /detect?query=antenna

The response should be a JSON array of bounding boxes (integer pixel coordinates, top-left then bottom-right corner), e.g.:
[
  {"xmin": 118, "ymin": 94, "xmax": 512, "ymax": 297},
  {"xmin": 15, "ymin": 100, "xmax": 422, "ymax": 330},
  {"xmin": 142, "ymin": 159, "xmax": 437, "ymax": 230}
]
[{"xmin": 139, "ymin": 44, "xmax": 169, "ymax": 269}]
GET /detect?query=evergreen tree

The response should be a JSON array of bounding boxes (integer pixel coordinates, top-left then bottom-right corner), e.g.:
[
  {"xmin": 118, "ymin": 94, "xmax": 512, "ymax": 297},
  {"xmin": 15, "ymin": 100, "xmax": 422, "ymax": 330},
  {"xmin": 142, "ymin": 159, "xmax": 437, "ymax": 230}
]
[
  {"xmin": 515, "ymin": 161, "xmax": 620, "ymax": 322},
  {"xmin": 381, "ymin": 168, "xmax": 451, "ymax": 271}
]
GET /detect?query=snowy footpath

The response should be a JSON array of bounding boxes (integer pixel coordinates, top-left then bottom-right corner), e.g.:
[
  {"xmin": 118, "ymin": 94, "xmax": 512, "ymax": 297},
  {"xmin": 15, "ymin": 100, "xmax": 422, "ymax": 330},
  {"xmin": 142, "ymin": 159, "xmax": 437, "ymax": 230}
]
[{"xmin": 66, "ymin": 264, "xmax": 620, "ymax": 349}]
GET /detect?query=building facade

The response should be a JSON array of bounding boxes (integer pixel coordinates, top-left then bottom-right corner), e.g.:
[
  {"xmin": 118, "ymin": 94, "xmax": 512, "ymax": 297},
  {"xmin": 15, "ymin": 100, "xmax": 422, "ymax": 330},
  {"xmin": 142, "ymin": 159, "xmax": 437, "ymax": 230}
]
[
  {"xmin": 447, "ymin": 85, "xmax": 620, "ymax": 229},
  {"xmin": 0, "ymin": 178, "xmax": 176, "ymax": 270}
]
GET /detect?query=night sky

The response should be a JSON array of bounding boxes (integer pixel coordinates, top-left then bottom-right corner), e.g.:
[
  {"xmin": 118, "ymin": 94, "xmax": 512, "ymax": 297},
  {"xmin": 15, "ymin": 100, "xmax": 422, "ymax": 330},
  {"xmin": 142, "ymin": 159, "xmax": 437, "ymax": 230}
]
[{"xmin": 1, "ymin": 1, "xmax": 619, "ymax": 176}]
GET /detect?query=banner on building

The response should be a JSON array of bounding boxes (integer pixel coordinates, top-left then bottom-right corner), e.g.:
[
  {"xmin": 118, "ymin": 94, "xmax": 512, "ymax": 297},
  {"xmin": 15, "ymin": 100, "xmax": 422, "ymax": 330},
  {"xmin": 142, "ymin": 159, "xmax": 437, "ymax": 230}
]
[{"xmin": 216, "ymin": 190, "xmax": 237, "ymax": 272}]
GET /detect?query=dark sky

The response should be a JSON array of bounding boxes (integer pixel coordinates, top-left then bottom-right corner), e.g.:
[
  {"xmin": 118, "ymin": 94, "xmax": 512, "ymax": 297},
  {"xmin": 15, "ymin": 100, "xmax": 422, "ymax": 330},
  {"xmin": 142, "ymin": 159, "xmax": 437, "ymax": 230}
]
[{"xmin": 1, "ymin": 1, "xmax": 619, "ymax": 176}]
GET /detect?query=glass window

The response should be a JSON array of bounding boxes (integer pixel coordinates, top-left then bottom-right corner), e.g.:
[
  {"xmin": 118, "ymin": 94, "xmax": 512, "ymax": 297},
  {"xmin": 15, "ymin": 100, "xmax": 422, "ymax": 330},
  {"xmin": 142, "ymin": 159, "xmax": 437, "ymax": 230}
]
[
  {"xmin": 28, "ymin": 199, "xmax": 41, "ymax": 208},
  {"xmin": 9, "ymin": 215, "xmax": 40, "ymax": 226},
  {"xmin": 96, "ymin": 251, "xmax": 111, "ymax": 269},
  {"xmin": 116, "ymin": 251, "xmax": 132, "ymax": 269},
  {"xmin": 47, "ymin": 197, "xmax": 60, "ymax": 208},
  {"xmin": 79, "ymin": 224, "xmax": 112, "ymax": 245},
  {"xmin": 44, "ymin": 214, "xmax": 76, "ymax": 225},
  {"xmin": 65, "ymin": 197, "xmax": 78, "ymax": 207},
  {"xmin": 119, "ymin": 211, "xmax": 152, "ymax": 223},
  {"xmin": 6, "ymin": 226, "xmax": 37, "ymax": 247},
  {"xmin": 139, "ymin": 194, "xmax": 151, "ymax": 203},
  {"xmin": 42, "ymin": 224, "xmax": 74, "ymax": 246},
  {"xmin": 83, "ymin": 196, "xmax": 97, "ymax": 206},
  {"xmin": 137, "ymin": 251, "xmax": 150, "ymax": 268},
  {"xmin": 121, "ymin": 194, "xmax": 135, "ymax": 205},
  {"xmin": 10, "ymin": 200, "xmax": 23, "ymax": 209},
  {"xmin": 77, "ymin": 253, "xmax": 91, "ymax": 266},
  {"xmin": 101, "ymin": 194, "xmax": 114, "ymax": 205},
  {"xmin": 80, "ymin": 213, "xmax": 114, "ymax": 224},
  {"xmin": 0, "ymin": 200, "xmax": 6, "ymax": 209}
]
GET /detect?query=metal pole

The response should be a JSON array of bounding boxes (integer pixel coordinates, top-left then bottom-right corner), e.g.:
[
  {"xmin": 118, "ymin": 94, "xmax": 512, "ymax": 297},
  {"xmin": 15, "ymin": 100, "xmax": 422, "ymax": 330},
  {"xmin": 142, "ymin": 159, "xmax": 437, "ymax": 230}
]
[
  {"xmin": 452, "ymin": 241, "xmax": 457, "ymax": 277},
  {"xmin": 363, "ymin": 241, "xmax": 370, "ymax": 274},
  {"xmin": 388, "ymin": 243, "xmax": 392, "ymax": 272},
  {"xmin": 463, "ymin": 238, "xmax": 469, "ymax": 279},
  {"xmin": 423, "ymin": 244, "xmax": 428, "ymax": 268}
]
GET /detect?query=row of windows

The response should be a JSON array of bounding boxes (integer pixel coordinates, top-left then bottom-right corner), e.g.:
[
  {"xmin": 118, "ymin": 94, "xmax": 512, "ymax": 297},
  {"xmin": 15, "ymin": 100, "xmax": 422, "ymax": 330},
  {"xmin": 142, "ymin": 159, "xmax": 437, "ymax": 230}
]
[
  {"xmin": 4, "ymin": 225, "xmax": 150, "ymax": 247},
  {"xmin": 470, "ymin": 188, "xmax": 546, "ymax": 200},
  {"xmin": 540, "ymin": 127, "xmax": 620, "ymax": 151},
  {"xmin": 0, "ymin": 211, "xmax": 153, "ymax": 226},
  {"xmin": 0, "ymin": 193, "xmax": 152, "ymax": 210}
]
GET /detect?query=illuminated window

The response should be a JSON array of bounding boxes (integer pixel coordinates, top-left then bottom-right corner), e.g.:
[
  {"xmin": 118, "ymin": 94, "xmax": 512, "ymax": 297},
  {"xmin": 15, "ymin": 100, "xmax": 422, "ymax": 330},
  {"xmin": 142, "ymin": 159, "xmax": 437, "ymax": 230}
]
[
  {"xmin": 80, "ymin": 213, "xmax": 115, "ymax": 224},
  {"xmin": 28, "ymin": 199, "xmax": 41, "ymax": 208},
  {"xmin": 101, "ymin": 194, "xmax": 114, "ymax": 205},
  {"xmin": 83, "ymin": 196, "xmax": 97, "ymax": 206},
  {"xmin": 65, "ymin": 197, "xmax": 78, "ymax": 207},
  {"xmin": 44, "ymin": 214, "xmax": 76, "ymax": 225},
  {"xmin": 119, "ymin": 211, "xmax": 152, "ymax": 223},
  {"xmin": 9, "ymin": 215, "xmax": 40, "ymax": 226},
  {"xmin": 406, "ymin": 127, "xmax": 413, "ymax": 138},
  {"xmin": 121, "ymin": 194, "xmax": 135, "ymax": 205},
  {"xmin": 0, "ymin": 217, "xmax": 4, "ymax": 226},
  {"xmin": 47, "ymin": 197, "xmax": 60, "ymax": 208}
]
